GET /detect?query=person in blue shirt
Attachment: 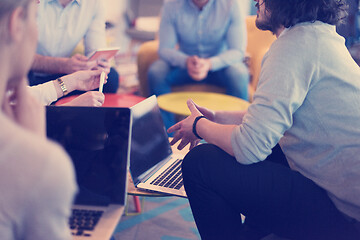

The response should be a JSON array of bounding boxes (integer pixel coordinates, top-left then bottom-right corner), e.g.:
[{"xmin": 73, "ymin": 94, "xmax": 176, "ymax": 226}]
[{"xmin": 147, "ymin": 0, "xmax": 249, "ymax": 101}]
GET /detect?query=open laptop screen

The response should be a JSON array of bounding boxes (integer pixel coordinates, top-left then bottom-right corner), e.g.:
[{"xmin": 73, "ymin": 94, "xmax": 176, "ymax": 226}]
[
  {"xmin": 46, "ymin": 106, "xmax": 130, "ymax": 206},
  {"xmin": 130, "ymin": 96, "xmax": 172, "ymax": 184}
]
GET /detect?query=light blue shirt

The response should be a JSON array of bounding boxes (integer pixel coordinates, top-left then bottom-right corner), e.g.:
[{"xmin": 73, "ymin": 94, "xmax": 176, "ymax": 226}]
[
  {"xmin": 231, "ymin": 21, "xmax": 360, "ymax": 220},
  {"xmin": 36, "ymin": 0, "xmax": 106, "ymax": 58},
  {"xmin": 158, "ymin": 0, "xmax": 247, "ymax": 71}
]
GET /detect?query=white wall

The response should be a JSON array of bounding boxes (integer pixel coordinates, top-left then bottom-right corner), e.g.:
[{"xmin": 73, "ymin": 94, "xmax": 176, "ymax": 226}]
[
  {"xmin": 103, "ymin": 0, "xmax": 126, "ymax": 23},
  {"xmin": 103, "ymin": 0, "xmax": 130, "ymax": 52}
]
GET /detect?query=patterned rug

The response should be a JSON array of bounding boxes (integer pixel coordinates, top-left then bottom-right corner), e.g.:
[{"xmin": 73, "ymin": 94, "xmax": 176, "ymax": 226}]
[
  {"xmin": 112, "ymin": 196, "xmax": 288, "ymax": 240},
  {"xmin": 113, "ymin": 196, "xmax": 200, "ymax": 240}
]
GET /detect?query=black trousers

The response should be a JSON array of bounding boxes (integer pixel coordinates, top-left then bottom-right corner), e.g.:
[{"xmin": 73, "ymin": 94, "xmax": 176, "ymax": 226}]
[
  {"xmin": 182, "ymin": 144, "xmax": 360, "ymax": 240},
  {"xmin": 28, "ymin": 67, "xmax": 119, "ymax": 94}
]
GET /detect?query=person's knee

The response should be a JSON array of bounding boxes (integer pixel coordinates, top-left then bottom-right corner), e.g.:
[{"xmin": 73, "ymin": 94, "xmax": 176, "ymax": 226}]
[
  {"xmin": 223, "ymin": 64, "xmax": 249, "ymax": 99},
  {"xmin": 224, "ymin": 64, "xmax": 249, "ymax": 84},
  {"xmin": 147, "ymin": 60, "xmax": 170, "ymax": 84},
  {"xmin": 182, "ymin": 144, "xmax": 222, "ymax": 178}
]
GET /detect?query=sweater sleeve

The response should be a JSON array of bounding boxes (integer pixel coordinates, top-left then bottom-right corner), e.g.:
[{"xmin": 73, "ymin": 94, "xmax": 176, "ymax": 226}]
[
  {"xmin": 231, "ymin": 31, "xmax": 317, "ymax": 164},
  {"xmin": 28, "ymin": 81, "xmax": 58, "ymax": 106}
]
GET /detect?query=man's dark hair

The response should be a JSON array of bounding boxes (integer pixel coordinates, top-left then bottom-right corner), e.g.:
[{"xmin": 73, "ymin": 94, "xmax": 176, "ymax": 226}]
[{"xmin": 263, "ymin": 0, "xmax": 348, "ymax": 29}]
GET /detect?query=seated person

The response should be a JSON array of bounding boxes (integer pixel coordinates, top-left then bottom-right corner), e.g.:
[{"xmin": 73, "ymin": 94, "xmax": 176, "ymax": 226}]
[
  {"xmin": 29, "ymin": 69, "xmax": 106, "ymax": 106},
  {"xmin": 0, "ymin": 0, "xmax": 77, "ymax": 239},
  {"xmin": 148, "ymin": 0, "xmax": 249, "ymax": 100},
  {"xmin": 29, "ymin": 0, "xmax": 119, "ymax": 94},
  {"xmin": 168, "ymin": 0, "xmax": 360, "ymax": 239}
]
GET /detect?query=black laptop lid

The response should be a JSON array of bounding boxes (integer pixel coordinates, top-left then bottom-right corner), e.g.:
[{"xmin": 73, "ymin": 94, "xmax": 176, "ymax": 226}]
[
  {"xmin": 130, "ymin": 95, "xmax": 172, "ymax": 184},
  {"xmin": 46, "ymin": 106, "xmax": 131, "ymax": 206}
]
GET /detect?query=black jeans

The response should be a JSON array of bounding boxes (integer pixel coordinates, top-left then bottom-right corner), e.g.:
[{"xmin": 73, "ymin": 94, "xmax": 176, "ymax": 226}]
[
  {"xmin": 182, "ymin": 144, "xmax": 359, "ymax": 240},
  {"xmin": 28, "ymin": 67, "xmax": 119, "ymax": 94}
]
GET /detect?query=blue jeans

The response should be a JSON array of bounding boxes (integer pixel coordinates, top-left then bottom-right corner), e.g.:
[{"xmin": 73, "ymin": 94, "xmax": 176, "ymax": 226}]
[{"xmin": 147, "ymin": 59, "xmax": 249, "ymax": 101}]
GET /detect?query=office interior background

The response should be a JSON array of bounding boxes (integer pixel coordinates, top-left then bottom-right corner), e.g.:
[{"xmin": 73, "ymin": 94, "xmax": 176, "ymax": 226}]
[
  {"xmin": 104, "ymin": 1, "xmax": 360, "ymax": 239},
  {"xmin": 102, "ymin": 0, "xmax": 359, "ymax": 97}
]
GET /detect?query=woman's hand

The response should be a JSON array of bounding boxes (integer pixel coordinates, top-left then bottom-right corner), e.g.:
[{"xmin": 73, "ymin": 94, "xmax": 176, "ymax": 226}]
[
  {"xmin": 63, "ymin": 69, "xmax": 107, "ymax": 92},
  {"xmin": 2, "ymin": 78, "xmax": 45, "ymax": 137},
  {"xmin": 62, "ymin": 91, "xmax": 105, "ymax": 107},
  {"xmin": 167, "ymin": 99, "xmax": 204, "ymax": 150}
]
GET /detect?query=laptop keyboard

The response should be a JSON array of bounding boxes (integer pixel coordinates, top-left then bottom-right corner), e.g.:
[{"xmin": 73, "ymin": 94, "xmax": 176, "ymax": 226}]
[
  {"xmin": 69, "ymin": 209, "xmax": 104, "ymax": 237},
  {"xmin": 150, "ymin": 158, "xmax": 184, "ymax": 190}
]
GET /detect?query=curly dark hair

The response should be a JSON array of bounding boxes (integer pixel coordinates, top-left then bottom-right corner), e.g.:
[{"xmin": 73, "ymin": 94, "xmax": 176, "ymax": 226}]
[{"xmin": 263, "ymin": 0, "xmax": 348, "ymax": 30}]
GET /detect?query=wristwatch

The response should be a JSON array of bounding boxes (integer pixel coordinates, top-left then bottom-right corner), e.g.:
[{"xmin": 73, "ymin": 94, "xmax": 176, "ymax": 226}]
[{"xmin": 57, "ymin": 78, "xmax": 68, "ymax": 96}]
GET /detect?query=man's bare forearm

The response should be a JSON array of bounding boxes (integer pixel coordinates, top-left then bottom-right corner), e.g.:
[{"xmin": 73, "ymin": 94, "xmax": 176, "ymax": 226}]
[{"xmin": 31, "ymin": 54, "xmax": 70, "ymax": 74}]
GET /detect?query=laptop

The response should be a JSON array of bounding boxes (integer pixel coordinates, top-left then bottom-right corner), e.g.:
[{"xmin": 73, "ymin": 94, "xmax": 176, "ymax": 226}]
[
  {"xmin": 129, "ymin": 95, "xmax": 187, "ymax": 198},
  {"xmin": 46, "ymin": 106, "xmax": 132, "ymax": 240}
]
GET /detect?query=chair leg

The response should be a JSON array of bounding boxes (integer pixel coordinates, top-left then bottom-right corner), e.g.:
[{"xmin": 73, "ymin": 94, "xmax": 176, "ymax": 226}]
[
  {"xmin": 133, "ymin": 196, "xmax": 142, "ymax": 213},
  {"xmin": 124, "ymin": 195, "xmax": 144, "ymax": 216}
]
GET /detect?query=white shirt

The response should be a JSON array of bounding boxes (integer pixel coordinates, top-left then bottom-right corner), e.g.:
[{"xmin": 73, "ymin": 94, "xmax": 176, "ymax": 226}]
[
  {"xmin": 0, "ymin": 113, "xmax": 77, "ymax": 240},
  {"xmin": 28, "ymin": 81, "xmax": 58, "ymax": 105},
  {"xmin": 231, "ymin": 21, "xmax": 360, "ymax": 220},
  {"xmin": 36, "ymin": 0, "xmax": 106, "ymax": 57}
]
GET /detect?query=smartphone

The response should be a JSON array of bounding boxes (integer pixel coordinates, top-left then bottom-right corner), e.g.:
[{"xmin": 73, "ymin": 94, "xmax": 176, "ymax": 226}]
[{"xmin": 88, "ymin": 47, "xmax": 120, "ymax": 61}]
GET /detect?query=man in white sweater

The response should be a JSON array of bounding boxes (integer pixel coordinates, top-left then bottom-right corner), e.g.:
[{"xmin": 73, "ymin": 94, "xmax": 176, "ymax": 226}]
[
  {"xmin": 0, "ymin": 0, "xmax": 77, "ymax": 239},
  {"xmin": 168, "ymin": 0, "xmax": 360, "ymax": 239}
]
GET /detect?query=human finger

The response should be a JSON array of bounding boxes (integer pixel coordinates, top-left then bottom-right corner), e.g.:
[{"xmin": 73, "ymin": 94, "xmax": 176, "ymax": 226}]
[
  {"xmin": 90, "ymin": 69, "xmax": 103, "ymax": 76},
  {"xmin": 169, "ymin": 132, "xmax": 182, "ymax": 146},
  {"xmin": 98, "ymin": 92, "xmax": 105, "ymax": 104},
  {"xmin": 194, "ymin": 102, "xmax": 214, "ymax": 121},
  {"xmin": 189, "ymin": 141, "xmax": 196, "ymax": 150},
  {"xmin": 86, "ymin": 60, "xmax": 98, "ymax": 70},
  {"xmin": 189, "ymin": 140, "xmax": 200, "ymax": 150},
  {"xmin": 167, "ymin": 122, "xmax": 181, "ymax": 134},
  {"xmin": 187, "ymin": 99, "xmax": 201, "ymax": 115},
  {"xmin": 73, "ymin": 53, "xmax": 89, "ymax": 61},
  {"xmin": 97, "ymin": 59, "xmax": 111, "ymax": 68},
  {"xmin": 91, "ymin": 91, "xmax": 105, "ymax": 103},
  {"xmin": 88, "ymin": 92, "xmax": 105, "ymax": 106},
  {"xmin": 177, "ymin": 139, "xmax": 190, "ymax": 150}
]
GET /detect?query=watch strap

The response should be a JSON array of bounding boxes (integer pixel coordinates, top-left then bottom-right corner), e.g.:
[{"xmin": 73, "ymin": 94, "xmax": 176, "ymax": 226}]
[
  {"xmin": 57, "ymin": 78, "xmax": 68, "ymax": 96},
  {"xmin": 192, "ymin": 115, "xmax": 206, "ymax": 139}
]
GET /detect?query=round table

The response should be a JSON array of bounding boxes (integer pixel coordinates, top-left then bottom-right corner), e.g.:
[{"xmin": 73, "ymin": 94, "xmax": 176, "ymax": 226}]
[
  {"xmin": 55, "ymin": 93, "xmax": 145, "ymax": 107},
  {"xmin": 157, "ymin": 92, "xmax": 250, "ymax": 116}
]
